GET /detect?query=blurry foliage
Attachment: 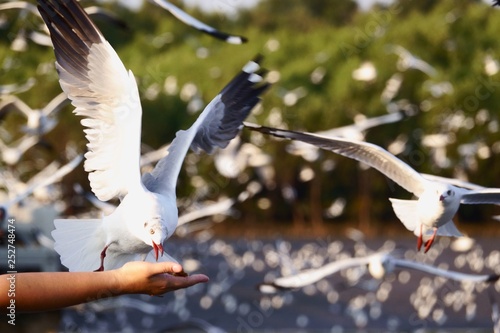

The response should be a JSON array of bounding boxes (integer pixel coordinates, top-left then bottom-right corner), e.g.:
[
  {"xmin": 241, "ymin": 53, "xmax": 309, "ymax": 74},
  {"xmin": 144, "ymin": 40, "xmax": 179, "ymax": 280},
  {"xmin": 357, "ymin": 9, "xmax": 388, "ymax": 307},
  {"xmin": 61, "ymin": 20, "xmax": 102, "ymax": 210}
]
[{"xmin": 1, "ymin": 0, "xmax": 500, "ymax": 234}]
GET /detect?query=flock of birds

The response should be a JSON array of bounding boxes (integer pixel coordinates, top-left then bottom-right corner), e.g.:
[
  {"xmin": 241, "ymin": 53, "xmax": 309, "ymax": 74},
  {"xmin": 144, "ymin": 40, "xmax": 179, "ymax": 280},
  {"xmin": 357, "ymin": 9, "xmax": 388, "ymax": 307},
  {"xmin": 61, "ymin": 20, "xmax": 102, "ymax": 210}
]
[{"xmin": 1, "ymin": 0, "xmax": 500, "ymax": 331}]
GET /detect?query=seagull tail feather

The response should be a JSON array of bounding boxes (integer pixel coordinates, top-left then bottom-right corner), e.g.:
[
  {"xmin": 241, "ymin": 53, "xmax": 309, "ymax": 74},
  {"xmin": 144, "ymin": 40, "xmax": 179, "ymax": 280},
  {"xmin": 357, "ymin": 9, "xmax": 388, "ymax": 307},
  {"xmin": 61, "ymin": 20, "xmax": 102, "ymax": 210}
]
[
  {"xmin": 436, "ymin": 220, "xmax": 463, "ymax": 237},
  {"xmin": 389, "ymin": 198, "xmax": 420, "ymax": 235},
  {"xmin": 52, "ymin": 218, "xmax": 104, "ymax": 272}
]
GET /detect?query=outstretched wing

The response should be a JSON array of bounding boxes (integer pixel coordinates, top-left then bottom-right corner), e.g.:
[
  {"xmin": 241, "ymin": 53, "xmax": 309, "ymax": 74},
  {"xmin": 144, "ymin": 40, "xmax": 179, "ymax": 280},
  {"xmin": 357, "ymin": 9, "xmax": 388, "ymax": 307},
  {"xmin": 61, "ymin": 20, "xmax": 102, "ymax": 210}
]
[
  {"xmin": 245, "ymin": 123, "xmax": 427, "ymax": 196},
  {"xmin": 461, "ymin": 189, "xmax": 500, "ymax": 204},
  {"xmin": 38, "ymin": 0, "xmax": 143, "ymax": 201},
  {"xmin": 142, "ymin": 57, "xmax": 269, "ymax": 196},
  {"xmin": 150, "ymin": 0, "xmax": 247, "ymax": 44}
]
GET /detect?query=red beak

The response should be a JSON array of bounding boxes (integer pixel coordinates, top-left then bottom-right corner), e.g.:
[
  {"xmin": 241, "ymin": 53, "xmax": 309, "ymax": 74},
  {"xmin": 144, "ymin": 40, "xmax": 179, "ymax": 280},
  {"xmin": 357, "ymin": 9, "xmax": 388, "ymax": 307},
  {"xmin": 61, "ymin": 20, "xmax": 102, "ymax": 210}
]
[
  {"xmin": 152, "ymin": 241, "xmax": 164, "ymax": 261},
  {"xmin": 439, "ymin": 195, "xmax": 445, "ymax": 201}
]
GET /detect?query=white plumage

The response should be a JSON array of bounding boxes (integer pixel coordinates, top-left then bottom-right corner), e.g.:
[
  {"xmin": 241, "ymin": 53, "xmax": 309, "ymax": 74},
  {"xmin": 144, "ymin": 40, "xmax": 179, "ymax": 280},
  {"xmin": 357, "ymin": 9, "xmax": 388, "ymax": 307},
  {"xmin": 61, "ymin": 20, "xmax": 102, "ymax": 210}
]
[
  {"xmin": 245, "ymin": 123, "xmax": 500, "ymax": 253},
  {"xmin": 38, "ymin": 0, "xmax": 268, "ymax": 271}
]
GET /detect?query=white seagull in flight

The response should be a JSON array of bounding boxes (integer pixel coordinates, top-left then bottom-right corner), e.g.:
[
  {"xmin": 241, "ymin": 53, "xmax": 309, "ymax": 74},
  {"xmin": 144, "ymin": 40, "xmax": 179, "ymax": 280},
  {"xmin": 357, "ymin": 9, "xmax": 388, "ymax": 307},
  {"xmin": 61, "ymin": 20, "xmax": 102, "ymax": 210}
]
[
  {"xmin": 150, "ymin": 0, "xmax": 247, "ymax": 44},
  {"xmin": 245, "ymin": 123, "xmax": 500, "ymax": 253},
  {"xmin": 258, "ymin": 251, "xmax": 499, "ymax": 293},
  {"xmin": 38, "ymin": 0, "xmax": 269, "ymax": 272}
]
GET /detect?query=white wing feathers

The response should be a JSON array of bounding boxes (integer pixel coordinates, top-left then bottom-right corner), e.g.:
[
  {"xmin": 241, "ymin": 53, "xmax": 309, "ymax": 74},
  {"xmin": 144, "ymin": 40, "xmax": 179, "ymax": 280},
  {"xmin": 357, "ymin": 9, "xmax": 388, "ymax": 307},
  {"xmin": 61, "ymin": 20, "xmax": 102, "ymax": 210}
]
[
  {"xmin": 39, "ymin": 0, "xmax": 143, "ymax": 201},
  {"xmin": 143, "ymin": 58, "xmax": 269, "ymax": 196}
]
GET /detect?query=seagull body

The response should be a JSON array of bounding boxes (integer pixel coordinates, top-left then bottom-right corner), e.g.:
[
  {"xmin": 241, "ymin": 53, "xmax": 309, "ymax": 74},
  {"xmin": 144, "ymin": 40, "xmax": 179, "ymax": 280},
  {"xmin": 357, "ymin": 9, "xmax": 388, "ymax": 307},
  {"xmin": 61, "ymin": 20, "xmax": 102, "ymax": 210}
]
[
  {"xmin": 245, "ymin": 124, "xmax": 500, "ymax": 252},
  {"xmin": 38, "ymin": 0, "xmax": 268, "ymax": 272}
]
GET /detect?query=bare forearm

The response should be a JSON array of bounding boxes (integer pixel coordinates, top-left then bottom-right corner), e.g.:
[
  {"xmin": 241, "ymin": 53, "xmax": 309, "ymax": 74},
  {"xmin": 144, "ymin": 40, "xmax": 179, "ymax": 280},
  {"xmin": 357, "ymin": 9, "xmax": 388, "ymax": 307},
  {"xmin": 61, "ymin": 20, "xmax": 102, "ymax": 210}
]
[
  {"xmin": 0, "ymin": 262, "xmax": 208, "ymax": 313},
  {"xmin": 0, "ymin": 271, "xmax": 121, "ymax": 312}
]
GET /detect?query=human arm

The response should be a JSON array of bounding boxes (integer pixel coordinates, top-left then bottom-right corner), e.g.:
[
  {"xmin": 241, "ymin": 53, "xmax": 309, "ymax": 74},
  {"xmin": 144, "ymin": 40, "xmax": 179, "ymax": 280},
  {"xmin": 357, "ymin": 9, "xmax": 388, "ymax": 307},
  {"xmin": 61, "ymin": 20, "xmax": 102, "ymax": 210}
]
[{"xmin": 0, "ymin": 261, "xmax": 208, "ymax": 313}]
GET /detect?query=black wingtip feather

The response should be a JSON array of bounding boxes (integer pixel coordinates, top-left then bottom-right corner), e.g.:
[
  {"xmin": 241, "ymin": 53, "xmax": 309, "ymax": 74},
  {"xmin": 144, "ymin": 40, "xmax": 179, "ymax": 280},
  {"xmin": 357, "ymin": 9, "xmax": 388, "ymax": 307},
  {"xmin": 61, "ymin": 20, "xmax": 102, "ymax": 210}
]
[
  {"xmin": 190, "ymin": 57, "xmax": 270, "ymax": 154},
  {"xmin": 38, "ymin": 0, "xmax": 105, "ymax": 79},
  {"xmin": 201, "ymin": 28, "xmax": 248, "ymax": 44},
  {"xmin": 486, "ymin": 274, "xmax": 500, "ymax": 283}
]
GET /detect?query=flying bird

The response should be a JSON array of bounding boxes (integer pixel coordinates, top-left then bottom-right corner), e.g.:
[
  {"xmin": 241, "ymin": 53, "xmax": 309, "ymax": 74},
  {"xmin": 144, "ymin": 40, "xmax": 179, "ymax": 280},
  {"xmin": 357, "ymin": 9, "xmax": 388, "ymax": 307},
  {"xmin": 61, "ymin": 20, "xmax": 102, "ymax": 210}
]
[
  {"xmin": 245, "ymin": 123, "xmax": 500, "ymax": 253},
  {"xmin": 0, "ymin": 92, "xmax": 69, "ymax": 135},
  {"xmin": 0, "ymin": 133, "xmax": 40, "ymax": 165},
  {"xmin": 0, "ymin": 155, "xmax": 83, "ymax": 227},
  {"xmin": 258, "ymin": 251, "xmax": 499, "ymax": 293},
  {"xmin": 150, "ymin": 0, "xmax": 247, "ymax": 44},
  {"xmin": 386, "ymin": 44, "xmax": 437, "ymax": 77},
  {"xmin": 0, "ymin": 78, "xmax": 36, "ymax": 96},
  {"xmin": 38, "ymin": 0, "xmax": 268, "ymax": 272}
]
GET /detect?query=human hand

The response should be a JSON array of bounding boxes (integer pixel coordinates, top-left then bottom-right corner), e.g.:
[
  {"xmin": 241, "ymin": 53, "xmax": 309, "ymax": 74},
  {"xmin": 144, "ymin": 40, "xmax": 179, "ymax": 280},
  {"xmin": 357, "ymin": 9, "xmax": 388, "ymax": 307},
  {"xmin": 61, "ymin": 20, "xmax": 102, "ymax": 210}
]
[{"xmin": 114, "ymin": 261, "xmax": 209, "ymax": 296}]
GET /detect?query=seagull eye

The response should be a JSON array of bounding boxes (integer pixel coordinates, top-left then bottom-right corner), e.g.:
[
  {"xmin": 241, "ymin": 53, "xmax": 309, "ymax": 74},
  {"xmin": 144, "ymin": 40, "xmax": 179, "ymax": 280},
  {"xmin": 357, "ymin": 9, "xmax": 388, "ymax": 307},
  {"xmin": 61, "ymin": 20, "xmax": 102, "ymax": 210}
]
[
  {"xmin": 447, "ymin": 190, "xmax": 452, "ymax": 195},
  {"xmin": 150, "ymin": 228, "xmax": 155, "ymax": 235}
]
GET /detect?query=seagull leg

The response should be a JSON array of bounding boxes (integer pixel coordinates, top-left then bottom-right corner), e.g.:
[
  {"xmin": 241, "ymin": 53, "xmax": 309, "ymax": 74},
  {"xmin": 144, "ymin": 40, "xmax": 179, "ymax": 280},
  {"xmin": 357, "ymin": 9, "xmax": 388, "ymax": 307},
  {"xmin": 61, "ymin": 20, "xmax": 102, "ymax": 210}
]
[
  {"xmin": 423, "ymin": 228, "xmax": 438, "ymax": 253},
  {"xmin": 417, "ymin": 224, "xmax": 423, "ymax": 251},
  {"xmin": 94, "ymin": 245, "xmax": 109, "ymax": 272}
]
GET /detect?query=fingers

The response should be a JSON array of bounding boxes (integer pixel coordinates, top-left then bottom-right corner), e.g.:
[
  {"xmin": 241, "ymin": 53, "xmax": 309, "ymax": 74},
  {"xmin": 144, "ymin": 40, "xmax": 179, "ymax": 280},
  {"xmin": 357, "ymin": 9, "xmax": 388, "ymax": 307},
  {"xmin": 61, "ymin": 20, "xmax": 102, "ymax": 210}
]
[
  {"xmin": 187, "ymin": 273, "xmax": 209, "ymax": 284},
  {"xmin": 164, "ymin": 273, "xmax": 209, "ymax": 291},
  {"xmin": 152, "ymin": 262, "xmax": 205, "ymax": 280},
  {"xmin": 147, "ymin": 261, "xmax": 184, "ymax": 275}
]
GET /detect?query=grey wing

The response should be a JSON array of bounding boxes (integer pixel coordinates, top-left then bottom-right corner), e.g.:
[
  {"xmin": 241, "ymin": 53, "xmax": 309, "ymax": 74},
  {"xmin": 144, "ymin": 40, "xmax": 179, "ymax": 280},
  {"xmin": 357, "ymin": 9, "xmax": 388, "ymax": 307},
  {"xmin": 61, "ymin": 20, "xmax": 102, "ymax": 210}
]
[
  {"xmin": 142, "ymin": 57, "xmax": 269, "ymax": 195},
  {"xmin": 461, "ymin": 189, "xmax": 500, "ymax": 204},
  {"xmin": 244, "ymin": 123, "xmax": 427, "ymax": 196}
]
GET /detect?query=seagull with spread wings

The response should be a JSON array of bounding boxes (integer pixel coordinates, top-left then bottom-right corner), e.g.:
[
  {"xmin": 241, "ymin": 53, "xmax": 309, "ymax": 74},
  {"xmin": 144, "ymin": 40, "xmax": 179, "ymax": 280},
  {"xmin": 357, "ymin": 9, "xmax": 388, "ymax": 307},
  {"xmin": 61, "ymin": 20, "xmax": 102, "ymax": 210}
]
[
  {"xmin": 245, "ymin": 123, "xmax": 500, "ymax": 253},
  {"xmin": 38, "ymin": 0, "xmax": 269, "ymax": 272},
  {"xmin": 258, "ymin": 251, "xmax": 499, "ymax": 293},
  {"xmin": 150, "ymin": 0, "xmax": 247, "ymax": 44}
]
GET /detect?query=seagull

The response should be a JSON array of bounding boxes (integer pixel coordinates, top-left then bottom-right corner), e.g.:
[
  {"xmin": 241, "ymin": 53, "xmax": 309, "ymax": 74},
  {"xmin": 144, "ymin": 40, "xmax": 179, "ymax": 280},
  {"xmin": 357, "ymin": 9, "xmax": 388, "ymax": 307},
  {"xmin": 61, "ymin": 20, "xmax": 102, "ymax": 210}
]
[
  {"xmin": 0, "ymin": 1, "xmax": 129, "ymax": 48},
  {"xmin": 150, "ymin": 0, "xmax": 247, "ymax": 44},
  {"xmin": 214, "ymin": 136, "xmax": 272, "ymax": 179},
  {"xmin": 0, "ymin": 78, "xmax": 36, "ymax": 96},
  {"xmin": 0, "ymin": 155, "xmax": 83, "ymax": 227},
  {"xmin": 258, "ymin": 251, "xmax": 499, "ymax": 293},
  {"xmin": 0, "ymin": 1, "xmax": 128, "ymax": 28},
  {"xmin": 0, "ymin": 92, "xmax": 69, "ymax": 135},
  {"xmin": 38, "ymin": 0, "xmax": 269, "ymax": 272},
  {"xmin": 0, "ymin": 133, "xmax": 40, "ymax": 165},
  {"xmin": 258, "ymin": 250, "xmax": 386, "ymax": 294},
  {"xmin": 177, "ymin": 181, "xmax": 262, "ymax": 228},
  {"xmin": 386, "ymin": 44, "xmax": 437, "ymax": 77},
  {"xmin": 245, "ymin": 123, "xmax": 500, "ymax": 253}
]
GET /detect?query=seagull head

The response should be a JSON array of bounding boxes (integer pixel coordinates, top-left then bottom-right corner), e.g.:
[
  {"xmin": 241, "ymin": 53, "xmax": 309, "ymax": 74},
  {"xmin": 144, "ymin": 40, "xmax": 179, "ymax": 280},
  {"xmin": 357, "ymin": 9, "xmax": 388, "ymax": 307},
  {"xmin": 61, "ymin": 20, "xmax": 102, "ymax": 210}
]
[
  {"xmin": 143, "ymin": 216, "xmax": 167, "ymax": 261},
  {"xmin": 438, "ymin": 186, "xmax": 455, "ymax": 203}
]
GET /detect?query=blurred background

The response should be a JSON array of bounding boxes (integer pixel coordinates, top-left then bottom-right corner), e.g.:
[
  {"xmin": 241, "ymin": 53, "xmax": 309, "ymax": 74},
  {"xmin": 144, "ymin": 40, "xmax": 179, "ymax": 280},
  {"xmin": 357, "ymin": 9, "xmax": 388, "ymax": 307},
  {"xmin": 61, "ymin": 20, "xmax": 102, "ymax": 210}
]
[{"xmin": 1, "ymin": 0, "xmax": 500, "ymax": 332}]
